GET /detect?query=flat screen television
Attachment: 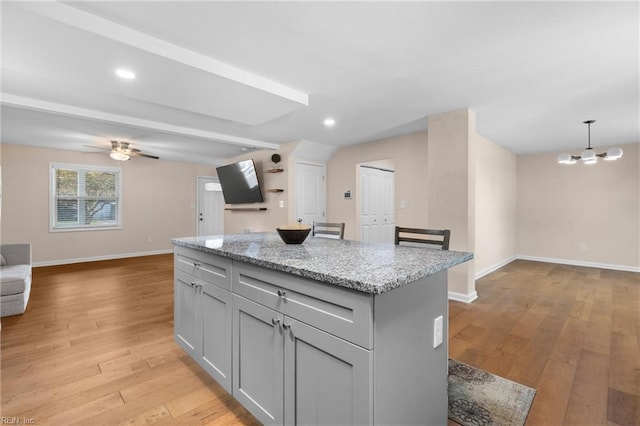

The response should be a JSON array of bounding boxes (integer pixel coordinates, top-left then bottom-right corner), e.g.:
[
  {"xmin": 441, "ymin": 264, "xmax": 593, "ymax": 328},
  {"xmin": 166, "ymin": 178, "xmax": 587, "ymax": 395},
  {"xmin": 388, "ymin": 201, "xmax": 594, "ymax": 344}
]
[{"xmin": 216, "ymin": 159, "xmax": 264, "ymax": 204}]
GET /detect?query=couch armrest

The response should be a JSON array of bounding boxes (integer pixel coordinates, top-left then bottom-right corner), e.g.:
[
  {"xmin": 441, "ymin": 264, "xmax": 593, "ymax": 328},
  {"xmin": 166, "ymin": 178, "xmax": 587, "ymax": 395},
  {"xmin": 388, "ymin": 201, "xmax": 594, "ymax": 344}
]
[{"xmin": 1, "ymin": 243, "xmax": 32, "ymax": 266}]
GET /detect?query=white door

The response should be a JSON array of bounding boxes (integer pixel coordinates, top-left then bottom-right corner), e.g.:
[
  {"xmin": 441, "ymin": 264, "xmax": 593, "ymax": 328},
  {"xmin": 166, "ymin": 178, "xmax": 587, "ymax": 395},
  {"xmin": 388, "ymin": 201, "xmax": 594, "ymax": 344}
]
[
  {"xmin": 360, "ymin": 166, "xmax": 394, "ymax": 243},
  {"xmin": 295, "ymin": 163, "xmax": 325, "ymax": 225},
  {"xmin": 197, "ymin": 176, "xmax": 224, "ymax": 236}
]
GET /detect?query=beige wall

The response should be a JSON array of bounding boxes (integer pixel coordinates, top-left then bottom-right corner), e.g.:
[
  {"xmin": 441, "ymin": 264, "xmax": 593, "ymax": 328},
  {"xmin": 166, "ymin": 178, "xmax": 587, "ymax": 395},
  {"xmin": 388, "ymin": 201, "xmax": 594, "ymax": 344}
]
[
  {"xmin": 326, "ymin": 131, "xmax": 429, "ymax": 240},
  {"xmin": 517, "ymin": 143, "xmax": 639, "ymax": 269},
  {"xmin": 474, "ymin": 135, "xmax": 518, "ymax": 276},
  {"xmin": 1, "ymin": 143, "xmax": 214, "ymax": 264},
  {"xmin": 222, "ymin": 142, "xmax": 297, "ymax": 234},
  {"xmin": 427, "ymin": 109, "xmax": 476, "ymax": 299}
]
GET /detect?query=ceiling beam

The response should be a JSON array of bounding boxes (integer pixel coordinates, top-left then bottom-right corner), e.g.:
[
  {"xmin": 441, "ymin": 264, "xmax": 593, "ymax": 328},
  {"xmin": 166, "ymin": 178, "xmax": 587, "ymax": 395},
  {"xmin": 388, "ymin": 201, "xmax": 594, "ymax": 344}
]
[
  {"xmin": 14, "ymin": 1, "xmax": 309, "ymax": 107},
  {"xmin": 1, "ymin": 94, "xmax": 280, "ymax": 150}
]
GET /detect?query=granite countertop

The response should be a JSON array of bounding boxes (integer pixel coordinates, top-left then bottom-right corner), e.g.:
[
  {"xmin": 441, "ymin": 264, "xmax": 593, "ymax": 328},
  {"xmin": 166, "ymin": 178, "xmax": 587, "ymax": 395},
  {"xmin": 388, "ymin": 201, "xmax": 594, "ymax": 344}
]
[{"xmin": 171, "ymin": 232, "xmax": 473, "ymax": 294}]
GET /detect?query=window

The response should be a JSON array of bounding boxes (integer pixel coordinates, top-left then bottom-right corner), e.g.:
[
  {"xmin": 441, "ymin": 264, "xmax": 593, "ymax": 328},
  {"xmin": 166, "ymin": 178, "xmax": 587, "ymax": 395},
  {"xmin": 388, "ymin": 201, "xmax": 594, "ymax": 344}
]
[{"xmin": 50, "ymin": 163, "xmax": 122, "ymax": 231}]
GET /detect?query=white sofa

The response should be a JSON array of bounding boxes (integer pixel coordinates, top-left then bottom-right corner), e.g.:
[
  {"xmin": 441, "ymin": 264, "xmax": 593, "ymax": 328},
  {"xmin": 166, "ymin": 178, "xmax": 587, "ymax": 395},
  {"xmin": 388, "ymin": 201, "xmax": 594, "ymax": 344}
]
[{"xmin": 1, "ymin": 243, "xmax": 32, "ymax": 317}]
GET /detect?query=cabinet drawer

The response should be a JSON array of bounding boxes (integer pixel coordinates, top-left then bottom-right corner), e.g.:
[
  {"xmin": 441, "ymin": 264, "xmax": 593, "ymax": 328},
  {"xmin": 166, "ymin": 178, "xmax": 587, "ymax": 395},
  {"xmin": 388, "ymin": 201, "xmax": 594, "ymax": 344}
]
[
  {"xmin": 233, "ymin": 263, "xmax": 373, "ymax": 349},
  {"xmin": 175, "ymin": 246, "xmax": 232, "ymax": 291}
]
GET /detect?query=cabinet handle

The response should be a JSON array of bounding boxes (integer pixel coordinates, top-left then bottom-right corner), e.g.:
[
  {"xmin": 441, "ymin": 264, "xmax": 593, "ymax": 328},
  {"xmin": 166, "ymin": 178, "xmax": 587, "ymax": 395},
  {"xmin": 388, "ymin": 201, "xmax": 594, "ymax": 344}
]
[
  {"xmin": 277, "ymin": 289, "xmax": 287, "ymax": 298},
  {"xmin": 193, "ymin": 261, "xmax": 201, "ymax": 268},
  {"xmin": 282, "ymin": 322, "xmax": 291, "ymax": 330},
  {"xmin": 190, "ymin": 281, "xmax": 197, "ymax": 288},
  {"xmin": 272, "ymin": 318, "xmax": 281, "ymax": 326}
]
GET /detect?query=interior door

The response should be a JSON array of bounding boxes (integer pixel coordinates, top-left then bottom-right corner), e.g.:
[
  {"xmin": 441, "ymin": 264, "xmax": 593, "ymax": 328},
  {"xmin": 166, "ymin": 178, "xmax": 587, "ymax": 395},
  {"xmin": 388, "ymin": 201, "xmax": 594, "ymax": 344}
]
[
  {"xmin": 295, "ymin": 163, "xmax": 325, "ymax": 226},
  {"xmin": 360, "ymin": 166, "xmax": 395, "ymax": 243},
  {"xmin": 197, "ymin": 176, "xmax": 224, "ymax": 236}
]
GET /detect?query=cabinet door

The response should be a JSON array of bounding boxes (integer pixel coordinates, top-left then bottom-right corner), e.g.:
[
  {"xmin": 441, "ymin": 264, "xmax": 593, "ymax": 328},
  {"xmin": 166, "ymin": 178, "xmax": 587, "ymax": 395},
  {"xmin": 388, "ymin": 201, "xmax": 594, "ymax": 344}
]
[
  {"xmin": 284, "ymin": 317, "xmax": 372, "ymax": 426},
  {"xmin": 232, "ymin": 295, "xmax": 284, "ymax": 426},
  {"xmin": 199, "ymin": 282, "xmax": 232, "ymax": 393},
  {"xmin": 174, "ymin": 271, "xmax": 199, "ymax": 358}
]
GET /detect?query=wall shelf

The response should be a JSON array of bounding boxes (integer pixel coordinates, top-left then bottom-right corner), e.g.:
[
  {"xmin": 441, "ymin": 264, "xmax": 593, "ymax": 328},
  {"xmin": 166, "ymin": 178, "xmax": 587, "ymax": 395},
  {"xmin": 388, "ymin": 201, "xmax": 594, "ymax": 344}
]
[
  {"xmin": 266, "ymin": 168, "xmax": 284, "ymax": 173},
  {"xmin": 267, "ymin": 189, "xmax": 284, "ymax": 193},
  {"xmin": 225, "ymin": 207, "xmax": 268, "ymax": 211}
]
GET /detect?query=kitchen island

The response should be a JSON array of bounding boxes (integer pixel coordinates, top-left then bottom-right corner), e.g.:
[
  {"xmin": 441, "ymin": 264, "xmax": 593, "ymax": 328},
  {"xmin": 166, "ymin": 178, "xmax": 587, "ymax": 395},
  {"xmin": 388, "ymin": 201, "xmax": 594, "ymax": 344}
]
[{"xmin": 171, "ymin": 232, "xmax": 472, "ymax": 426}]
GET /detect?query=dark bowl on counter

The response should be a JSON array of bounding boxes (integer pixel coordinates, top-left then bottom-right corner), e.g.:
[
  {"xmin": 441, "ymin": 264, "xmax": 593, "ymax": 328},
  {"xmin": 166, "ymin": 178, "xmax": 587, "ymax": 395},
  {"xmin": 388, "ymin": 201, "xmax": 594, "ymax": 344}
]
[{"xmin": 276, "ymin": 227, "xmax": 311, "ymax": 244}]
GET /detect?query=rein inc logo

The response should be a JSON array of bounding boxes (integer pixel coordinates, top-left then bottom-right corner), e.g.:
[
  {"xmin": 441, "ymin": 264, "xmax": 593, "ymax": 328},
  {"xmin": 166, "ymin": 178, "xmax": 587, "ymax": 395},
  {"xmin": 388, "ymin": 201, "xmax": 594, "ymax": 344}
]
[{"xmin": 1, "ymin": 418, "xmax": 35, "ymax": 425}]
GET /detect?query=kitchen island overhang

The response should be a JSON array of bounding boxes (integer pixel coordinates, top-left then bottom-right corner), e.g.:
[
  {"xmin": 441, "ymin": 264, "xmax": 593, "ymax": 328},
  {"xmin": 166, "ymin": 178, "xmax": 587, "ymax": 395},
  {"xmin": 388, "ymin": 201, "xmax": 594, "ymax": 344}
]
[{"xmin": 172, "ymin": 232, "xmax": 472, "ymax": 426}]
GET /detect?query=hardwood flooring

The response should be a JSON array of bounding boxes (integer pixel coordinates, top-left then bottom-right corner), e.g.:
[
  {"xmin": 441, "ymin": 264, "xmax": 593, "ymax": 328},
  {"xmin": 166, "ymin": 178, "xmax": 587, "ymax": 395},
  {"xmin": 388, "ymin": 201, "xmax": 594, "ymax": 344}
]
[
  {"xmin": 1, "ymin": 255, "xmax": 259, "ymax": 425},
  {"xmin": 449, "ymin": 260, "xmax": 639, "ymax": 426},
  {"xmin": 1, "ymin": 256, "xmax": 638, "ymax": 425}
]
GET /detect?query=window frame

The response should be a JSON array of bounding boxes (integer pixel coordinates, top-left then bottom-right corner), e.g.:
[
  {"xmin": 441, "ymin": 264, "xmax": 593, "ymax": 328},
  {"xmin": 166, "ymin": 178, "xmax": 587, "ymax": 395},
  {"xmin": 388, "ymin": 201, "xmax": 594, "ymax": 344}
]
[{"xmin": 49, "ymin": 162, "xmax": 123, "ymax": 232}]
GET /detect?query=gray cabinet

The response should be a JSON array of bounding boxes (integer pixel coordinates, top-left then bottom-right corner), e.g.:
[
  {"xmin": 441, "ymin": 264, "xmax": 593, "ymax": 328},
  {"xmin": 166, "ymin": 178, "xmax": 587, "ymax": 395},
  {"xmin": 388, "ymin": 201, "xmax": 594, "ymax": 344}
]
[
  {"xmin": 174, "ymin": 270, "xmax": 198, "ymax": 357},
  {"xmin": 232, "ymin": 294, "xmax": 284, "ymax": 425},
  {"xmin": 174, "ymin": 247, "xmax": 233, "ymax": 392},
  {"xmin": 233, "ymin": 265, "xmax": 373, "ymax": 425},
  {"xmin": 284, "ymin": 317, "xmax": 372, "ymax": 425},
  {"xmin": 174, "ymin": 245, "xmax": 450, "ymax": 425}
]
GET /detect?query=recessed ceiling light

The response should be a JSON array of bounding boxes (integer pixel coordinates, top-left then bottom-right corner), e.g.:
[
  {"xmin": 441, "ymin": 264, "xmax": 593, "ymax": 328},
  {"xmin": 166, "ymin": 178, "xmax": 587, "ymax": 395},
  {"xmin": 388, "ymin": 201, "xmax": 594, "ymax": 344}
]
[
  {"xmin": 323, "ymin": 118, "xmax": 336, "ymax": 127},
  {"xmin": 115, "ymin": 68, "xmax": 136, "ymax": 80}
]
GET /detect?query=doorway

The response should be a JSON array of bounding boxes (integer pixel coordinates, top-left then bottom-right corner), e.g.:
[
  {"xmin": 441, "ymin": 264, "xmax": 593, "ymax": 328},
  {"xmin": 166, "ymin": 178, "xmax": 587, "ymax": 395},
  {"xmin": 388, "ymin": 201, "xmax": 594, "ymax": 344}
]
[
  {"xmin": 197, "ymin": 176, "xmax": 224, "ymax": 236},
  {"xmin": 360, "ymin": 165, "xmax": 395, "ymax": 243},
  {"xmin": 295, "ymin": 162, "xmax": 326, "ymax": 226}
]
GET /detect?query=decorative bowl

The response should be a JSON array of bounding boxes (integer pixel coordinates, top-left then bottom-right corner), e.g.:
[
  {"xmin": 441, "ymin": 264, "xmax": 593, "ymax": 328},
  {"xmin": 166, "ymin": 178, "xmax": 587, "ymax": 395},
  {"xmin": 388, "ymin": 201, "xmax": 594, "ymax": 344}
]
[{"xmin": 276, "ymin": 227, "xmax": 311, "ymax": 244}]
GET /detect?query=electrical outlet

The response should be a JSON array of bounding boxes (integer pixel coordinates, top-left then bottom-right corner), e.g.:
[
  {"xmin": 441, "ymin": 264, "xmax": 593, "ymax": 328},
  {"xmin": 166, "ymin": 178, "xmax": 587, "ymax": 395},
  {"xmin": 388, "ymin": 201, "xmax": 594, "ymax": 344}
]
[{"xmin": 433, "ymin": 315, "xmax": 443, "ymax": 348}]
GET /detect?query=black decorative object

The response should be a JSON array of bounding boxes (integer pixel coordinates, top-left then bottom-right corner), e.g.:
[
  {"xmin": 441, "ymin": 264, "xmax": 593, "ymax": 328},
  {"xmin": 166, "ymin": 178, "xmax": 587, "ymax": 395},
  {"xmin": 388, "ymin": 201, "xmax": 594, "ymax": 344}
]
[{"xmin": 276, "ymin": 227, "xmax": 311, "ymax": 244}]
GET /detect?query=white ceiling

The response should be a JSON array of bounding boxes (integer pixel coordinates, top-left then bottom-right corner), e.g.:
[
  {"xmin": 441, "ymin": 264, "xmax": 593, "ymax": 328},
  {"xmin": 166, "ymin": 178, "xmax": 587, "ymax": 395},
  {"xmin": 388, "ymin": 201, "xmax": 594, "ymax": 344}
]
[{"xmin": 1, "ymin": 1, "xmax": 638, "ymax": 165}]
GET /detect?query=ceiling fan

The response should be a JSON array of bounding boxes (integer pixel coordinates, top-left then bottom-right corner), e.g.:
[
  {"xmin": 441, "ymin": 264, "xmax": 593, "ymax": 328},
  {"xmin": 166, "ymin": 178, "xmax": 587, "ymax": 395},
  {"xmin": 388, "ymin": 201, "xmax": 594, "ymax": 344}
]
[{"xmin": 84, "ymin": 141, "xmax": 159, "ymax": 161}]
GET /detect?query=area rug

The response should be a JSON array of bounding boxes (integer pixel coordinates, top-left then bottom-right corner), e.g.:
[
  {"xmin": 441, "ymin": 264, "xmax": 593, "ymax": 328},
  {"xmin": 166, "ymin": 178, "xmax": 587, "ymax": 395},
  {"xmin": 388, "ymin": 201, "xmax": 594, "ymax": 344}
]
[{"xmin": 448, "ymin": 359, "xmax": 536, "ymax": 426}]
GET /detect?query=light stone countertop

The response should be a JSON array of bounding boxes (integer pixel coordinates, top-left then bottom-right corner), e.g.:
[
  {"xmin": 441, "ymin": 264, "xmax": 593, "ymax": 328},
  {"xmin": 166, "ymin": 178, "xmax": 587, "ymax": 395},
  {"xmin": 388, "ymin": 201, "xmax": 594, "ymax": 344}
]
[{"xmin": 171, "ymin": 232, "xmax": 473, "ymax": 294}]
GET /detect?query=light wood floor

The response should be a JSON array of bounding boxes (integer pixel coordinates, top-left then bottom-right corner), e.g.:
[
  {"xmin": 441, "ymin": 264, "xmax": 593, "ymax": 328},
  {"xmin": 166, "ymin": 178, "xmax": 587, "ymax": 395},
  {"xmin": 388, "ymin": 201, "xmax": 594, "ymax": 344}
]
[{"xmin": 1, "ymin": 255, "xmax": 638, "ymax": 425}]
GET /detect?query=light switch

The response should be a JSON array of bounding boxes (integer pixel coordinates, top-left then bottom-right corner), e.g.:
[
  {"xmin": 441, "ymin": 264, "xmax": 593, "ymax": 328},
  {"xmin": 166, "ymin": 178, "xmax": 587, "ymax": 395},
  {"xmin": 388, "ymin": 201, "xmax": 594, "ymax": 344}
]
[{"xmin": 433, "ymin": 315, "xmax": 443, "ymax": 348}]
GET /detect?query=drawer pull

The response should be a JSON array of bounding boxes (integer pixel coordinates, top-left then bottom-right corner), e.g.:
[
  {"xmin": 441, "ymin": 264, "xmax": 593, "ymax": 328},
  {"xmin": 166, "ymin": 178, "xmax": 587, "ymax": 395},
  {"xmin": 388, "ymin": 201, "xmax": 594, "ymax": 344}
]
[
  {"xmin": 272, "ymin": 318, "xmax": 281, "ymax": 326},
  {"xmin": 282, "ymin": 322, "xmax": 291, "ymax": 330},
  {"xmin": 277, "ymin": 289, "xmax": 287, "ymax": 298},
  {"xmin": 193, "ymin": 261, "xmax": 201, "ymax": 268},
  {"xmin": 190, "ymin": 281, "xmax": 197, "ymax": 288}
]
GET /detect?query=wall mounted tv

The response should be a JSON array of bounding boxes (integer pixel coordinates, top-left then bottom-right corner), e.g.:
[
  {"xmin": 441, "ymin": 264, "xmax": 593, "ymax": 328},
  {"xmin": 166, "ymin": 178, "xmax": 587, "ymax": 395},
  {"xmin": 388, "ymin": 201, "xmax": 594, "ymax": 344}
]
[{"xmin": 216, "ymin": 159, "xmax": 264, "ymax": 204}]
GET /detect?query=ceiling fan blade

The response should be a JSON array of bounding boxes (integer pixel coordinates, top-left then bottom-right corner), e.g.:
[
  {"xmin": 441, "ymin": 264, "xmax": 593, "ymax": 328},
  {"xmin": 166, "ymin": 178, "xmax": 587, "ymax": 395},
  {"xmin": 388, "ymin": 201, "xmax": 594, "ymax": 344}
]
[
  {"xmin": 129, "ymin": 151, "xmax": 160, "ymax": 160},
  {"xmin": 83, "ymin": 145, "xmax": 111, "ymax": 151}
]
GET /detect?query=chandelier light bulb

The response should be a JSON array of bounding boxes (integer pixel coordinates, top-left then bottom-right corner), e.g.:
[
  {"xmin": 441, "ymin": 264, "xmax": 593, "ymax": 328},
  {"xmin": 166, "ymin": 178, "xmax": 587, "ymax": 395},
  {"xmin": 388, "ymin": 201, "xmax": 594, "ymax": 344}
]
[
  {"xmin": 604, "ymin": 147, "xmax": 623, "ymax": 161},
  {"xmin": 557, "ymin": 153, "xmax": 576, "ymax": 164},
  {"xmin": 581, "ymin": 148, "xmax": 596, "ymax": 162}
]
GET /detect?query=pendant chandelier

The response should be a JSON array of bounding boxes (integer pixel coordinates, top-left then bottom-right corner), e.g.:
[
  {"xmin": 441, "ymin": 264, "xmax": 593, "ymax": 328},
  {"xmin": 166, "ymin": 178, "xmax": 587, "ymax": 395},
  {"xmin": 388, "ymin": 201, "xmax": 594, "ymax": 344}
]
[{"xmin": 557, "ymin": 120, "xmax": 623, "ymax": 165}]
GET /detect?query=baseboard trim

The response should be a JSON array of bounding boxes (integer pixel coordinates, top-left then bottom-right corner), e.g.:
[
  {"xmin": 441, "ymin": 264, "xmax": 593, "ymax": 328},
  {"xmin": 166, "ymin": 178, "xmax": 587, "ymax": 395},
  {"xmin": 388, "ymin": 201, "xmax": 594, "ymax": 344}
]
[
  {"xmin": 448, "ymin": 290, "xmax": 478, "ymax": 304},
  {"xmin": 516, "ymin": 255, "xmax": 640, "ymax": 273},
  {"xmin": 475, "ymin": 256, "xmax": 517, "ymax": 280},
  {"xmin": 33, "ymin": 249, "xmax": 174, "ymax": 267}
]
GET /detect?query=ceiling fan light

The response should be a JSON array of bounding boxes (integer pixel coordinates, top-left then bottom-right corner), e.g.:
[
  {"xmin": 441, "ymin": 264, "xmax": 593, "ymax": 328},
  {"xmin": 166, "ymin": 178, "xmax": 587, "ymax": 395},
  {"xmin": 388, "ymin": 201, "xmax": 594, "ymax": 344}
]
[
  {"xmin": 110, "ymin": 150, "xmax": 130, "ymax": 161},
  {"xmin": 604, "ymin": 147, "xmax": 623, "ymax": 161}
]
